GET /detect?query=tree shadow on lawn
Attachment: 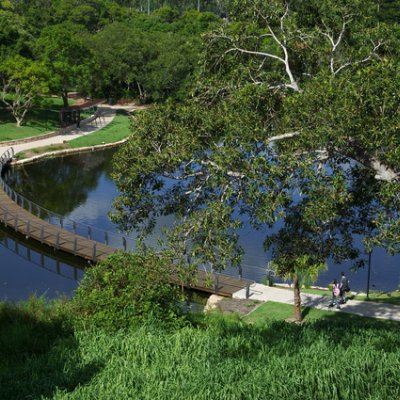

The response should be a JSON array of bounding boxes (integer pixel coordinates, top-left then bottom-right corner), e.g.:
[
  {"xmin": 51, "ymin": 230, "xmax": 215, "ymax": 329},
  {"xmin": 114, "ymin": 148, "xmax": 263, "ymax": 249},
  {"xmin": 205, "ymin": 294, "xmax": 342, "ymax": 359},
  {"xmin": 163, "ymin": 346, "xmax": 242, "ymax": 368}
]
[
  {"xmin": 207, "ymin": 308, "xmax": 400, "ymax": 361},
  {"xmin": 0, "ymin": 104, "xmax": 60, "ymax": 130},
  {"xmin": 0, "ymin": 304, "xmax": 103, "ymax": 400}
]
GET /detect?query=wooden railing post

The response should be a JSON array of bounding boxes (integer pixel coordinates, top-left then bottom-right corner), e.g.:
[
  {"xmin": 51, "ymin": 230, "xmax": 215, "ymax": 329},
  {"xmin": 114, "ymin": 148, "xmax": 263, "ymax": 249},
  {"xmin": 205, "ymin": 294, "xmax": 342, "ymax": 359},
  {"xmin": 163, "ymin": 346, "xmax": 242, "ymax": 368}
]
[
  {"xmin": 92, "ymin": 243, "xmax": 97, "ymax": 263},
  {"xmin": 214, "ymin": 275, "xmax": 220, "ymax": 294}
]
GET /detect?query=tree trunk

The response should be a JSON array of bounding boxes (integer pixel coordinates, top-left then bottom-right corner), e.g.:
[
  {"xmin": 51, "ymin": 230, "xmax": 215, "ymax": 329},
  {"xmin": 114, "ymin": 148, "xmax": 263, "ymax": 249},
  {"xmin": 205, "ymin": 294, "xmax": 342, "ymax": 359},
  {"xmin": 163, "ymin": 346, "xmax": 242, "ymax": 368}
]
[
  {"xmin": 137, "ymin": 82, "xmax": 146, "ymax": 103},
  {"xmin": 293, "ymin": 273, "xmax": 302, "ymax": 323},
  {"xmin": 62, "ymin": 91, "xmax": 69, "ymax": 108}
]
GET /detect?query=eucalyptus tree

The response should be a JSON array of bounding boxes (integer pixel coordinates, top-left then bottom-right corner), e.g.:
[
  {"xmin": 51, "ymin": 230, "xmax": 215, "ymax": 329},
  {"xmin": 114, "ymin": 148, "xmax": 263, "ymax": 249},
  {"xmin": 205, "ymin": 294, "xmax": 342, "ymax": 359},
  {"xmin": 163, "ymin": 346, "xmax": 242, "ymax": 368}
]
[
  {"xmin": 0, "ymin": 55, "xmax": 49, "ymax": 127},
  {"xmin": 111, "ymin": 0, "xmax": 400, "ymax": 321}
]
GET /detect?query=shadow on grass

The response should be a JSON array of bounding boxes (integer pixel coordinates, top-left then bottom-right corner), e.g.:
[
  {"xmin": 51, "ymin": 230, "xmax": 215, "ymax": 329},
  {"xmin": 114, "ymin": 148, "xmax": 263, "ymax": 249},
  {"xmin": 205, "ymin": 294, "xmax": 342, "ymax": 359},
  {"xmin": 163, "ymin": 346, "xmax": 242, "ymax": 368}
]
[
  {"xmin": 0, "ymin": 302, "xmax": 103, "ymax": 400},
  {"xmin": 207, "ymin": 308, "xmax": 400, "ymax": 363}
]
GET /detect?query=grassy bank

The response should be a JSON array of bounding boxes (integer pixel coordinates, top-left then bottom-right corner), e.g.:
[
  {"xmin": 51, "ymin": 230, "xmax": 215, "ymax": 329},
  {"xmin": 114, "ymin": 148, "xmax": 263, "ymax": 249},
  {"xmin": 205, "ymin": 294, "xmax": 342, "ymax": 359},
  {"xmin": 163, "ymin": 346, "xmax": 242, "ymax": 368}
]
[
  {"xmin": 68, "ymin": 111, "xmax": 131, "ymax": 148},
  {"xmin": 15, "ymin": 112, "xmax": 132, "ymax": 160},
  {"xmin": 1, "ymin": 298, "xmax": 399, "ymax": 400}
]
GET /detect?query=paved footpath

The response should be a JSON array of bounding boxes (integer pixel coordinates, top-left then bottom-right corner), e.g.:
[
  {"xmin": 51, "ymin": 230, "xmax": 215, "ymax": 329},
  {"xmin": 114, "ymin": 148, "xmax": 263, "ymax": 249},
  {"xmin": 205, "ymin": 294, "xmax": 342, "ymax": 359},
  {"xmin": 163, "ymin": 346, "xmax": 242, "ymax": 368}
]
[
  {"xmin": 233, "ymin": 283, "xmax": 400, "ymax": 322},
  {"xmin": 0, "ymin": 105, "xmax": 117, "ymax": 157}
]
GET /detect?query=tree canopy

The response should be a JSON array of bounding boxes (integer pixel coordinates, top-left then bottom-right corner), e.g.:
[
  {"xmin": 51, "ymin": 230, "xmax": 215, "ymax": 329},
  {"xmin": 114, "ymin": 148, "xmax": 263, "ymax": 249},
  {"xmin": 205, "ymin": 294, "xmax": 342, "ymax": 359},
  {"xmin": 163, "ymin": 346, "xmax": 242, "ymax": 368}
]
[
  {"xmin": 111, "ymin": 0, "xmax": 400, "ymax": 321},
  {"xmin": 0, "ymin": 1, "xmax": 222, "ymax": 117}
]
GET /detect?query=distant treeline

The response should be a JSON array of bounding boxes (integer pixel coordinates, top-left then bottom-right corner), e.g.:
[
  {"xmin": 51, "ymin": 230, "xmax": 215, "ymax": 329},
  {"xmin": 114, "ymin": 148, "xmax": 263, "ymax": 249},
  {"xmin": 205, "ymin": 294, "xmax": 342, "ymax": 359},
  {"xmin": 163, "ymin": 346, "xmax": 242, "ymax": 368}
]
[{"xmin": 0, "ymin": 0, "xmax": 229, "ymax": 123}]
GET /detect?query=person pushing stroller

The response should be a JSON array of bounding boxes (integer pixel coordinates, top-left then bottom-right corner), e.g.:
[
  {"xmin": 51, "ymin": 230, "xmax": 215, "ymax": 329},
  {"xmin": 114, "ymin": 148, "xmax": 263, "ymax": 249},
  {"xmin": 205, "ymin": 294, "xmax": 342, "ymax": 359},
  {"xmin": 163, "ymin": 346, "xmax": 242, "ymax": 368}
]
[{"xmin": 339, "ymin": 271, "xmax": 350, "ymax": 304}]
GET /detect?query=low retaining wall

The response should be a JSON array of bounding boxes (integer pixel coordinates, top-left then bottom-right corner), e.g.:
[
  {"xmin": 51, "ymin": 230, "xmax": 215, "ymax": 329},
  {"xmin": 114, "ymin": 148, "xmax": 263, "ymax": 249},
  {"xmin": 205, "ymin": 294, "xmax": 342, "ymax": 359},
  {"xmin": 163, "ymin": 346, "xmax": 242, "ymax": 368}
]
[
  {"xmin": 12, "ymin": 139, "xmax": 129, "ymax": 166},
  {"xmin": 0, "ymin": 131, "xmax": 59, "ymax": 147}
]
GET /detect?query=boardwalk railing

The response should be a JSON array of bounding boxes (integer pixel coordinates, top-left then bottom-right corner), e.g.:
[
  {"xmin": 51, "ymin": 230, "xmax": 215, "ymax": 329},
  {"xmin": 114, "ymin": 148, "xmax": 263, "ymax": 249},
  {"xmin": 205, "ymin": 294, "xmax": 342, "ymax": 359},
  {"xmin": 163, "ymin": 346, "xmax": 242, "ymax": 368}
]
[
  {"xmin": 0, "ymin": 148, "xmax": 137, "ymax": 252},
  {"xmin": 0, "ymin": 147, "xmax": 256, "ymax": 296},
  {"xmin": 0, "ymin": 147, "xmax": 14, "ymax": 172}
]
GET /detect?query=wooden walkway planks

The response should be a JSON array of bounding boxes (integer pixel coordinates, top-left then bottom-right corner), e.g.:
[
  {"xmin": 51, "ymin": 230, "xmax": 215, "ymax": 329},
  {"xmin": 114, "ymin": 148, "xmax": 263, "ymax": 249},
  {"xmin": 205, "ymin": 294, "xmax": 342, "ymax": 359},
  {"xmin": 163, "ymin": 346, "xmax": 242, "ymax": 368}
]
[
  {"xmin": 189, "ymin": 270, "xmax": 252, "ymax": 297},
  {"xmin": 0, "ymin": 189, "xmax": 115, "ymax": 262},
  {"xmin": 0, "ymin": 186, "xmax": 253, "ymax": 297}
]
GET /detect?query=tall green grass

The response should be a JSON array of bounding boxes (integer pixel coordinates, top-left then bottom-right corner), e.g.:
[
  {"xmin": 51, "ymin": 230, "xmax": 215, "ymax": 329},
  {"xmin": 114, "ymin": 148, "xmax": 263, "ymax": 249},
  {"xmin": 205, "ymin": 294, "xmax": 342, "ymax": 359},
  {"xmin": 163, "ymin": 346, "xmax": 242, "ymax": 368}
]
[
  {"xmin": 52, "ymin": 315, "xmax": 400, "ymax": 400},
  {"xmin": 1, "ymin": 299, "xmax": 399, "ymax": 400}
]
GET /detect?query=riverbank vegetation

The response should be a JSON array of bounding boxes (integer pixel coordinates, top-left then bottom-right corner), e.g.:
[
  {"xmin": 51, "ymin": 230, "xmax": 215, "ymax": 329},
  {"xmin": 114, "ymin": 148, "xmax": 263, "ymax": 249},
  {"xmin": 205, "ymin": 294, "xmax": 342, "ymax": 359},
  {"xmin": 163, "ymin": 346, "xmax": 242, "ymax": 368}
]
[{"xmin": 1, "ymin": 0, "xmax": 399, "ymax": 324}]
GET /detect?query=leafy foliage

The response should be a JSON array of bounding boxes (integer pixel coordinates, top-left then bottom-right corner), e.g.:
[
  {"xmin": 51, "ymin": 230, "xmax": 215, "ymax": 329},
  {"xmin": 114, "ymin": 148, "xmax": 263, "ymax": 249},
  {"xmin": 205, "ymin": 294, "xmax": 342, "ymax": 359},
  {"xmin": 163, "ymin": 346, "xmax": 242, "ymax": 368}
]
[
  {"xmin": 0, "ymin": 55, "xmax": 49, "ymax": 126},
  {"xmin": 72, "ymin": 250, "xmax": 186, "ymax": 330},
  {"xmin": 111, "ymin": 0, "xmax": 400, "ymax": 321}
]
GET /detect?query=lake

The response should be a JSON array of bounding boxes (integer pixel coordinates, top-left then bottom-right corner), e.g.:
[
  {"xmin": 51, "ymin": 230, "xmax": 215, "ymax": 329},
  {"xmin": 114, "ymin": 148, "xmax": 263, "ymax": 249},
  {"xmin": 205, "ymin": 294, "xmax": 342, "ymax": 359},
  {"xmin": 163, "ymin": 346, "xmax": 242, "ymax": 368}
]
[{"xmin": 1, "ymin": 148, "xmax": 399, "ymax": 301}]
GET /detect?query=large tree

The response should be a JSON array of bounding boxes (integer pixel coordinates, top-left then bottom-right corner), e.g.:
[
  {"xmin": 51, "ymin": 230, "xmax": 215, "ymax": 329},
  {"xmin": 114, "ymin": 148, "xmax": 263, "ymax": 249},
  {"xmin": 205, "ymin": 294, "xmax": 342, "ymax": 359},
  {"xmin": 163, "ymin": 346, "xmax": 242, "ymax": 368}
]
[
  {"xmin": 0, "ymin": 55, "xmax": 49, "ymax": 127},
  {"xmin": 33, "ymin": 23, "xmax": 90, "ymax": 107},
  {"xmin": 111, "ymin": 0, "xmax": 399, "ymax": 322}
]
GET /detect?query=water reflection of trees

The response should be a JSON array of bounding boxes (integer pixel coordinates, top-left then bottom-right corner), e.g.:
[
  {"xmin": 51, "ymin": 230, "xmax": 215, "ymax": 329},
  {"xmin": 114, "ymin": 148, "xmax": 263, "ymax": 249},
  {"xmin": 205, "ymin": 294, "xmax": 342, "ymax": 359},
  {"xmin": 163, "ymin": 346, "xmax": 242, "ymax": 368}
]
[{"xmin": 6, "ymin": 148, "xmax": 116, "ymax": 216}]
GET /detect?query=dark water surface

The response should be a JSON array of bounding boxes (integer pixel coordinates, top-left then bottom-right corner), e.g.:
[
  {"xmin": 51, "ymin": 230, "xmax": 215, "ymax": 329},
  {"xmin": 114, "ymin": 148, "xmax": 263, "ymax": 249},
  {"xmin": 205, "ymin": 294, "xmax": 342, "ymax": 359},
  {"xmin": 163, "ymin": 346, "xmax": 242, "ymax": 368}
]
[{"xmin": 1, "ymin": 148, "xmax": 399, "ymax": 301}]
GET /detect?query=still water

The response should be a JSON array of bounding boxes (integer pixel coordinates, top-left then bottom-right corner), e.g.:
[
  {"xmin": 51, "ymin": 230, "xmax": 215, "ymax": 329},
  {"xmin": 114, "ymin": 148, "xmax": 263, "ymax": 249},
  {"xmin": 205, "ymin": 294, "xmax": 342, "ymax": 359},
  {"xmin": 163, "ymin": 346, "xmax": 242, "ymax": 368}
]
[{"xmin": 1, "ymin": 148, "xmax": 399, "ymax": 301}]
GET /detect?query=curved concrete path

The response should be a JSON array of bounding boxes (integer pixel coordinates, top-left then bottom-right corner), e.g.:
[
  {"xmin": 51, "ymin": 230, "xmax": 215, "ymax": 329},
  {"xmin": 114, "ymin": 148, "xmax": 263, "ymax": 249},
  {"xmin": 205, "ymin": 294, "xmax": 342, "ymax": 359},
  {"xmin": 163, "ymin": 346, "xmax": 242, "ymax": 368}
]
[
  {"xmin": 234, "ymin": 283, "xmax": 400, "ymax": 322},
  {"xmin": 0, "ymin": 105, "xmax": 117, "ymax": 157}
]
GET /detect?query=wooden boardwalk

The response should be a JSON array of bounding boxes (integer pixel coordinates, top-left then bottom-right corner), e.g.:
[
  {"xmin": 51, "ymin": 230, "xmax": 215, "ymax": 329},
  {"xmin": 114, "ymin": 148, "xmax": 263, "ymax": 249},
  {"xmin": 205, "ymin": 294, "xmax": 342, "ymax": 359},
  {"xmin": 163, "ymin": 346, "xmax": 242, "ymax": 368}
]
[
  {"xmin": 0, "ymin": 183, "xmax": 253, "ymax": 297},
  {"xmin": 0, "ymin": 189, "xmax": 115, "ymax": 262}
]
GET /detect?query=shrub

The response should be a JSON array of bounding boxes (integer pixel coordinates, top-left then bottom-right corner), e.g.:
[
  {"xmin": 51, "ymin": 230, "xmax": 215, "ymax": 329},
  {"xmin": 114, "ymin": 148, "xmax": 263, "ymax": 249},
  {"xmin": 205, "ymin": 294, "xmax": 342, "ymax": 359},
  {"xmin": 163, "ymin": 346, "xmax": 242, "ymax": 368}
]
[{"xmin": 72, "ymin": 250, "xmax": 185, "ymax": 330}]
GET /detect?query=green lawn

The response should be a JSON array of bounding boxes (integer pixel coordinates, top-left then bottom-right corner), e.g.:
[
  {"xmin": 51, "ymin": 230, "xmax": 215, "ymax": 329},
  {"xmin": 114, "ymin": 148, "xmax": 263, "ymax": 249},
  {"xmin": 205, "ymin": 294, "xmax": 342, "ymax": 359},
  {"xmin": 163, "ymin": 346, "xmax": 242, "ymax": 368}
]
[
  {"xmin": 15, "ymin": 112, "xmax": 132, "ymax": 160},
  {"xmin": 0, "ymin": 97, "xmax": 75, "ymax": 142},
  {"xmin": 68, "ymin": 111, "xmax": 132, "ymax": 148}
]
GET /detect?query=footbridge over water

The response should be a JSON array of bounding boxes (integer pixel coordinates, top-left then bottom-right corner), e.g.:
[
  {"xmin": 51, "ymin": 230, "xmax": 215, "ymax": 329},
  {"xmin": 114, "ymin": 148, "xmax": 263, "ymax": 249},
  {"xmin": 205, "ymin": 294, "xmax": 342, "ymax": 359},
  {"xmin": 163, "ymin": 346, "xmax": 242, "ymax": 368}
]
[{"xmin": 0, "ymin": 148, "xmax": 254, "ymax": 298}]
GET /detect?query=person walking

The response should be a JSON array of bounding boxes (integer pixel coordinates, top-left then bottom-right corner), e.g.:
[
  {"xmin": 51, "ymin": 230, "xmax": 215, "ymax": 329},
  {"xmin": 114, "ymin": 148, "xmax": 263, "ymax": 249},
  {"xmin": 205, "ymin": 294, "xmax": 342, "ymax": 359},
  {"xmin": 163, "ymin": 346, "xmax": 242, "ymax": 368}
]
[
  {"xmin": 339, "ymin": 271, "xmax": 350, "ymax": 304},
  {"xmin": 329, "ymin": 279, "xmax": 341, "ymax": 309}
]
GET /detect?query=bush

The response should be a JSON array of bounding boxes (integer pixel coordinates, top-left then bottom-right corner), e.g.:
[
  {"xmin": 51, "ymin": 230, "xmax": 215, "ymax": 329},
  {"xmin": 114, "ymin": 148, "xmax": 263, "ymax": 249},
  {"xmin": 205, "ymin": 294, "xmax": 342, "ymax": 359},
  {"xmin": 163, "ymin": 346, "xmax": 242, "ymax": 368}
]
[{"xmin": 72, "ymin": 250, "xmax": 185, "ymax": 330}]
